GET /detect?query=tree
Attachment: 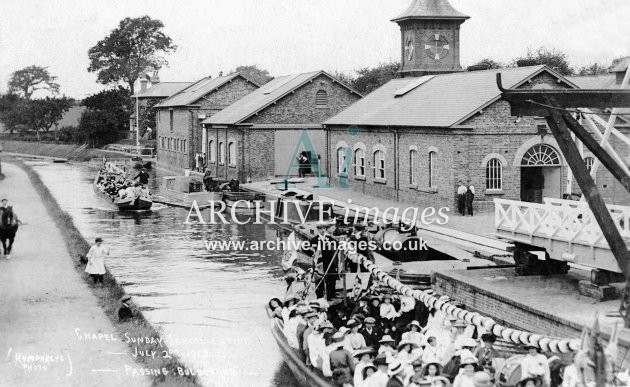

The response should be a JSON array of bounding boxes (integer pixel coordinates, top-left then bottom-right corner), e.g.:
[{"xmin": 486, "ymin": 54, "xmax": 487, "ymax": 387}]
[
  {"xmin": 28, "ymin": 97, "xmax": 73, "ymax": 139},
  {"xmin": 229, "ymin": 65, "xmax": 273, "ymax": 85},
  {"xmin": 0, "ymin": 94, "xmax": 30, "ymax": 134},
  {"xmin": 79, "ymin": 87, "xmax": 131, "ymax": 147},
  {"xmin": 87, "ymin": 16, "xmax": 177, "ymax": 94},
  {"xmin": 328, "ymin": 70, "xmax": 356, "ymax": 87},
  {"xmin": 577, "ymin": 63, "xmax": 609, "ymax": 76},
  {"xmin": 513, "ymin": 47, "xmax": 574, "ymax": 75},
  {"xmin": 471, "ymin": 58, "xmax": 504, "ymax": 69},
  {"xmin": 8, "ymin": 65, "xmax": 60, "ymax": 99},
  {"xmin": 139, "ymin": 97, "xmax": 161, "ymax": 139},
  {"xmin": 352, "ymin": 62, "xmax": 400, "ymax": 95}
]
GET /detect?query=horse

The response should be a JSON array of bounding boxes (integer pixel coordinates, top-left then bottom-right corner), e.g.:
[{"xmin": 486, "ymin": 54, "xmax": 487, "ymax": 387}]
[{"xmin": 0, "ymin": 207, "xmax": 19, "ymax": 256}]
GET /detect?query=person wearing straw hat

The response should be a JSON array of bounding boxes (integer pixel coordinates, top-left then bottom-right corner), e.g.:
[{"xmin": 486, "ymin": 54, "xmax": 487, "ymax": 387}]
[
  {"xmin": 473, "ymin": 334, "xmax": 500, "ymax": 376},
  {"xmin": 397, "ymin": 339, "xmax": 421, "ymax": 366},
  {"xmin": 472, "ymin": 371, "xmax": 493, "ymax": 387},
  {"xmin": 284, "ymin": 306, "xmax": 309, "ymax": 350},
  {"xmin": 347, "ymin": 319, "xmax": 367, "ymax": 350},
  {"xmin": 380, "ymin": 294, "xmax": 400, "ymax": 335},
  {"xmin": 361, "ymin": 363, "xmax": 378, "ymax": 386},
  {"xmin": 365, "ymin": 354, "xmax": 389, "ymax": 387},
  {"xmin": 300, "ymin": 310, "xmax": 320, "ymax": 364},
  {"xmin": 309, "ymin": 320, "xmax": 334, "ymax": 370},
  {"xmin": 422, "ymin": 336, "xmax": 440, "ymax": 364},
  {"xmin": 444, "ymin": 340, "xmax": 478, "ymax": 383},
  {"xmin": 422, "ymin": 362, "xmax": 444, "ymax": 383},
  {"xmin": 409, "ymin": 358, "xmax": 426, "ymax": 385},
  {"xmin": 353, "ymin": 347, "xmax": 377, "ymax": 387},
  {"xmin": 323, "ymin": 331, "xmax": 356, "ymax": 379},
  {"xmin": 377, "ymin": 335, "xmax": 397, "ymax": 356},
  {"xmin": 452, "ymin": 356, "xmax": 478, "ymax": 387},
  {"xmin": 386, "ymin": 359, "xmax": 407, "ymax": 387},
  {"xmin": 431, "ymin": 376, "xmax": 452, "ymax": 387},
  {"xmin": 519, "ymin": 344, "xmax": 550, "ymax": 387}
]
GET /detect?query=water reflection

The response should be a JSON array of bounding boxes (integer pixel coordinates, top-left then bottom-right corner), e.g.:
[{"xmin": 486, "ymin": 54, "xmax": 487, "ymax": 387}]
[{"xmin": 30, "ymin": 162, "xmax": 298, "ymax": 387}]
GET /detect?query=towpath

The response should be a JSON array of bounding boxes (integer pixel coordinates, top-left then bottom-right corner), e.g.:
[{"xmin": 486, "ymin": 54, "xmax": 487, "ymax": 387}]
[{"xmin": 0, "ymin": 162, "xmax": 151, "ymax": 387}]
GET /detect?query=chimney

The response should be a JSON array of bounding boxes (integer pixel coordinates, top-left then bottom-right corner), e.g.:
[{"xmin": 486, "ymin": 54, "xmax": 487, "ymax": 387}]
[
  {"xmin": 140, "ymin": 78, "xmax": 148, "ymax": 91},
  {"xmin": 516, "ymin": 59, "xmax": 539, "ymax": 67},
  {"xmin": 219, "ymin": 71, "xmax": 224, "ymax": 77},
  {"xmin": 150, "ymin": 70, "xmax": 160, "ymax": 85}
]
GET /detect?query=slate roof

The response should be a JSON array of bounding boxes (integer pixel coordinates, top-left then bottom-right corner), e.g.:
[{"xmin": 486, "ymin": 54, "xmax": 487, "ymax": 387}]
[
  {"xmin": 203, "ymin": 71, "xmax": 360, "ymax": 125},
  {"xmin": 325, "ymin": 65, "xmax": 576, "ymax": 128},
  {"xmin": 156, "ymin": 73, "xmax": 257, "ymax": 108},
  {"xmin": 611, "ymin": 57, "xmax": 630, "ymax": 73},
  {"xmin": 131, "ymin": 82, "xmax": 192, "ymax": 98},
  {"xmin": 391, "ymin": 0, "xmax": 469, "ymax": 22},
  {"xmin": 567, "ymin": 74, "xmax": 617, "ymax": 89}
]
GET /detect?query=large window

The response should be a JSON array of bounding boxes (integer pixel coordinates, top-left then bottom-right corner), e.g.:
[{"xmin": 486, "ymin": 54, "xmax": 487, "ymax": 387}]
[
  {"xmin": 374, "ymin": 150, "xmax": 385, "ymax": 179},
  {"xmin": 219, "ymin": 142, "xmax": 225, "ymax": 164},
  {"xmin": 354, "ymin": 148, "xmax": 365, "ymax": 177},
  {"xmin": 169, "ymin": 110, "xmax": 173, "ymax": 131},
  {"xmin": 409, "ymin": 149, "xmax": 418, "ymax": 185},
  {"xmin": 228, "ymin": 142, "xmax": 236, "ymax": 166},
  {"xmin": 183, "ymin": 140, "xmax": 186, "ymax": 154},
  {"xmin": 486, "ymin": 158, "xmax": 503, "ymax": 190},
  {"xmin": 428, "ymin": 151, "xmax": 436, "ymax": 187},
  {"xmin": 208, "ymin": 140, "xmax": 215, "ymax": 162}
]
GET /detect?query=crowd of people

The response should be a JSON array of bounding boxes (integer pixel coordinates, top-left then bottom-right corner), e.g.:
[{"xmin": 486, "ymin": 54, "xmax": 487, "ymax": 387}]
[
  {"xmin": 270, "ymin": 220, "xmax": 576, "ymax": 387},
  {"xmin": 96, "ymin": 163, "xmax": 150, "ymax": 201}
]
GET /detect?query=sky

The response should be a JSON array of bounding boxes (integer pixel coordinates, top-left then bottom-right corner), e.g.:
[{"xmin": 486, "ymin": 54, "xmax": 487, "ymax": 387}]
[{"xmin": 1, "ymin": 0, "xmax": 629, "ymax": 99}]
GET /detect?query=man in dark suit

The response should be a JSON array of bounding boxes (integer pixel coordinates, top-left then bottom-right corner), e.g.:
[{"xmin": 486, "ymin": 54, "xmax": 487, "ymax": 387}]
[
  {"xmin": 360, "ymin": 317, "xmax": 381, "ymax": 348},
  {"xmin": 308, "ymin": 221, "xmax": 340, "ymax": 300}
]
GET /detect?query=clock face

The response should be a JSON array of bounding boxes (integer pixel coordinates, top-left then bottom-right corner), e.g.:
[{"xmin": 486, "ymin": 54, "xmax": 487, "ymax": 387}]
[
  {"xmin": 424, "ymin": 33, "xmax": 450, "ymax": 60},
  {"xmin": 404, "ymin": 32, "xmax": 415, "ymax": 61}
]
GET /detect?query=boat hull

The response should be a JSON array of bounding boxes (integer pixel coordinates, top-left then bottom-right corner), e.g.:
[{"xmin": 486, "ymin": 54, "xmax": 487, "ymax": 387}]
[{"xmin": 267, "ymin": 308, "xmax": 332, "ymax": 387}]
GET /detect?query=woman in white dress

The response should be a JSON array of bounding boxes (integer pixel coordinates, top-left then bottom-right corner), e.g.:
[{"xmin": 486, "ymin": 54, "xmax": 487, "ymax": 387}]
[{"xmin": 85, "ymin": 237, "xmax": 108, "ymax": 285}]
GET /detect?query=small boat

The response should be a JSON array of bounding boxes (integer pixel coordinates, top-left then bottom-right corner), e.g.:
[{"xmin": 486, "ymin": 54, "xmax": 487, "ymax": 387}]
[
  {"xmin": 93, "ymin": 170, "xmax": 153, "ymax": 211},
  {"xmin": 266, "ymin": 307, "xmax": 332, "ymax": 387},
  {"xmin": 158, "ymin": 175, "xmax": 223, "ymax": 207}
]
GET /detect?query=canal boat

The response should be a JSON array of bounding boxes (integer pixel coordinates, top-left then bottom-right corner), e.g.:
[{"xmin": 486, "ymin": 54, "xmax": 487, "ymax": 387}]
[
  {"xmin": 157, "ymin": 175, "xmax": 223, "ymax": 207},
  {"xmin": 222, "ymin": 191, "xmax": 263, "ymax": 208},
  {"xmin": 93, "ymin": 170, "xmax": 153, "ymax": 211}
]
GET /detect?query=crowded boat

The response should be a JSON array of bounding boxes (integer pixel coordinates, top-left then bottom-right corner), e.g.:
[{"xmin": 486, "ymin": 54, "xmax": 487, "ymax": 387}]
[
  {"xmin": 268, "ymin": 220, "xmax": 626, "ymax": 387},
  {"xmin": 93, "ymin": 162, "xmax": 153, "ymax": 211}
]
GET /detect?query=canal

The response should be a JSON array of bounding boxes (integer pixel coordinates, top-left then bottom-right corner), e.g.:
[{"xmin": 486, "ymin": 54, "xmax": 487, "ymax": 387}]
[{"xmin": 30, "ymin": 161, "xmax": 298, "ymax": 387}]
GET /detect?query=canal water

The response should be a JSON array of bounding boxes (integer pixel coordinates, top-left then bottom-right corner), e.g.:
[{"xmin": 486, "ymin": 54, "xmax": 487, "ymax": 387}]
[{"xmin": 30, "ymin": 161, "xmax": 298, "ymax": 387}]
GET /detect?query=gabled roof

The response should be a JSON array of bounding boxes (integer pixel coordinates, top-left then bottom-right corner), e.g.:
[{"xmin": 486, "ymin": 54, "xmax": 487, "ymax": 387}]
[
  {"xmin": 155, "ymin": 73, "xmax": 257, "ymax": 108},
  {"xmin": 391, "ymin": 0, "xmax": 469, "ymax": 22},
  {"xmin": 325, "ymin": 65, "xmax": 577, "ymax": 128},
  {"xmin": 131, "ymin": 82, "xmax": 192, "ymax": 98},
  {"xmin": 203, "ymin": 71, "xmax": 361, "ymax": 125},
  {"xmin": 611, "ymin": 57, "xmax": 630, "ymax": 73},
  {"xmin": 567, "ymin": 74, "xmax": 617, "ymax": 89}
]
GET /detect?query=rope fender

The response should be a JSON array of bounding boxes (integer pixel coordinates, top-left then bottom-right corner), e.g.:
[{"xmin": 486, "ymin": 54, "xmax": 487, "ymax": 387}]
[{"xmin": 359, "ymin": 256, "xmax": 581, "ymax": 353}]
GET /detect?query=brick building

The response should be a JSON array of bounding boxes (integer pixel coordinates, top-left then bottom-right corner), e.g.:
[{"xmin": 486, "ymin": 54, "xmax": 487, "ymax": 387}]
[
  {"xmin": 130, "ymin": 74, "xmax": 192, "ymax": 140},
  {"xmin": 202, "ymin": 71, "xmax": 361, "ymax": 182},
  {"xmin": 323, "ymin": 0, "xmax": 630, "ymax": 212},
  {"xmin": 155, "ymin": 73, "xmax": 259, "ymax": 174}
]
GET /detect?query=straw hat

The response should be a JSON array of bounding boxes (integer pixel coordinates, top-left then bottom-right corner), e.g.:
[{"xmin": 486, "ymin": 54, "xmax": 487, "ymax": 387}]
[
  {"xmin": 459, "ymin": 356, "xmax": 479, "ymax": 367},
  {"xmin": 353, "ymin": 347, "xmax": 376, "ymax": 358},
  {"xmin": 364, "ymin": 317, "xmax": 376, "ymax": 324},
  {"xmin": 473, "ymin": 371, "xmax": 493, "ymax": 387},
  {"xmin": 362, "ymin": 363, "xmax": 377, "ymax": 379},
  {"xmin": 517, "ymin": 377, "xmax": 543, "ymax": 387},
  {"xmin": 461, "ymin": 338, "xmax": 478, "ymax": 348},
  {"xmin": 407, "ymin": 320, "xmax": 422, "ymax": 330},
  {"xmin": 347, "ymin": 319, "xmax": 362, "ymax": 329},
  {"xmin": 397, "ymin": 340, "xmax": 419, "ymax": 351},
  {"xmin": 387, "ymin": 360, "xmax": 405, "ymax": 377},
  {"xmin": 451, "ymin": 320, "xmax": 467, "ymax": 328},
  {"xmin": 423, "ymin": 362, "xmax": 443, "ymax": 375},
  {"xmin": 431, "ymin": 376, "xmax": 452, "ymax": 387},
  {"xmin": 378, "ymin": 335, "xmax": 395, "ymax": 344},
  {"xmin": 373, "ymin": 354, "xmax": 389, "ymax": 366},
  {"xmin": 330, "ymin": 332, "xmax": 346, "ymax": 345}
]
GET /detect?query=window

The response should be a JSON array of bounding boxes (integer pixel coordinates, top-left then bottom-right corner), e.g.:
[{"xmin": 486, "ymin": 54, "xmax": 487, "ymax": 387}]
[
  {"xmin": 219, "ymin": 142, "xmax": 225, "ymax": 164},
  {"xmin": 177, "ymin": 139, "xmax": 180, "ymax": 152},
  {"xmin": 315, "ymin": 90, "xmax": 328, "ymax": 107},
  {"xmin": 428, "ymin": 151, "xmax": 436, "ymax": 187},
  {"xmin": 160, "ymin": 137, "xmax": 163, "ymax": 149},
  {"xmin": 183, "ymin": 140, "xmax": 186, "ymax": 154},
  {"xmin": 208, "ymin": 140, "xmax": 215, "ymax": 162},
  {"xmin": 354, "ymin": 148, "xmax": 365, "ymax": 177},
  {"xmin": 409, "ymin": 150, "xmax": 418, "ymax": 185},
  {"xmin": 169, "ymin": 110, "xmax": 174, "ymax": 131},
  {"xmin": 337, "ymin": 148, "xmax": 348, "ymax": 174},
  {"xmin": 486, "ymin": 158, "xmax": 503, "ymax": 190},
  {"xmin": 168, "ymin": 138, "xmax": 171, "ymax": 151},
  {"xmin": 228, "ymin": 142, "xmax": 236, "ymax": 165},
  {"xmin": 374, "ymin": 150, "xmax": 385, "ymax": 179},
  {"xmin": 585, "ymin": 156, "xmax": 595, "ymax": 172}
]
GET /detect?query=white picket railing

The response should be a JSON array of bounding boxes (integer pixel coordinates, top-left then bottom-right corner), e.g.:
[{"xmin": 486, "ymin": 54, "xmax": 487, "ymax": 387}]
[{"xmin": 494, "ymin": 198, "xmax": 630, "ymax": 249}]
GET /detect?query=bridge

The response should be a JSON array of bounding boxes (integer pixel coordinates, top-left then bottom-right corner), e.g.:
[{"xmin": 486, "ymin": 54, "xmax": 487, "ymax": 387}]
[{"xmin": 495, "ymin": 197, "xmax": 630, "ymax": 274}]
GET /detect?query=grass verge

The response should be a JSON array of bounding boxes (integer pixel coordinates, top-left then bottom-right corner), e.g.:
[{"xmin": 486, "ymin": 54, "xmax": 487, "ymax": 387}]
[{"xmin": 10, "ymin": 159, "xmax": 201, "ymax": 387}]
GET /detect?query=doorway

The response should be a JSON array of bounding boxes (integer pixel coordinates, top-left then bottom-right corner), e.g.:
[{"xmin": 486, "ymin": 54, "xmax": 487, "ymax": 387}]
[{"xmin": 520, "ymin": 144, "xmax": 562, "ymax": 203}]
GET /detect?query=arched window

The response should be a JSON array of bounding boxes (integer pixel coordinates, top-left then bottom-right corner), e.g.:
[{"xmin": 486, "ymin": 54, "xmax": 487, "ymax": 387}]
[
  {"xmin": 428, "ymin": 151, "xmax": 436, "ymax": 187},
  {"xmin": 521, "ymin": 144, "xmax": 561, "ymax": 166},
  {"xmin": 354, "ymin": 148, "xmax": 365, "ymax": 177},
  {"xmin": 337, "ymin": 148, "xmax": 348, "ymax": 174},
  {"xmin": 409, "ymin": 149, "xmax": 418, "ymax": 185},
  {"xmin": 486, "ymin": 158, "xmax": 503, "ymax": 190},
  {"xmin": 208, "ymin": 140, "xmax": 215, "ymax": 162},
  {"xmin": 219, "ymin": 142, "xmax": 225, "ymax": 164},
  {"xmin": 228, "ymin": 142, "xmax": 236, "ymax": 165},
  {"xmin": 374, "ymin": 150, "xmax": 385, "ymax": 179},
  {"xmin": 315, "ymin": 90, "xmax": 328, "ymax": 107}
]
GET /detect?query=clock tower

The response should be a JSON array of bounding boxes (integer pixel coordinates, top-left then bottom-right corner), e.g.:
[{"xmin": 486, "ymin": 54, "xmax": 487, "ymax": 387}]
[{"xmin": 392, "ymin": 0, "xmax": 469, "ymax": 77}]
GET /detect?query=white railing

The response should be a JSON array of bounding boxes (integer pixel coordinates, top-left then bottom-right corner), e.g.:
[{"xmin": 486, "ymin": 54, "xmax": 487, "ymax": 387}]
[{"xmin": 494, "ymin": 198, "xmax": 630, "ymax": 249}]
